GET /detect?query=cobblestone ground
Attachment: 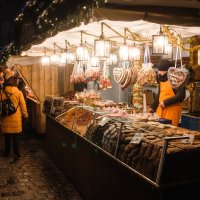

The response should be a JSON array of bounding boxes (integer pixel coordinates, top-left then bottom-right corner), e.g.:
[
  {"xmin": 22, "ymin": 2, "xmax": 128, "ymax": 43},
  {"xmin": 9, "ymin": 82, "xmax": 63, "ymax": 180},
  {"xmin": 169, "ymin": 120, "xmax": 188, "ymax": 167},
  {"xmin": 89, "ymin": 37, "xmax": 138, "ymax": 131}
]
[{"xmin": 0, "ymin": 132, "xmax": 84, "ymax": 200}]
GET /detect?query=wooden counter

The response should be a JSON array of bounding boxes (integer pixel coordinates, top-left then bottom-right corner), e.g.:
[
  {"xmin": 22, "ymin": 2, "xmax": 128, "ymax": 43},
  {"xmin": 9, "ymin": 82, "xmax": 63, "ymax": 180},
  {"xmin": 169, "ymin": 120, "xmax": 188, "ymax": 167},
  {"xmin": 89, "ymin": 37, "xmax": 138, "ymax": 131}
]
[{"xmin": 46, "ymin": 116, "xmax": 200, "ymax": 200}]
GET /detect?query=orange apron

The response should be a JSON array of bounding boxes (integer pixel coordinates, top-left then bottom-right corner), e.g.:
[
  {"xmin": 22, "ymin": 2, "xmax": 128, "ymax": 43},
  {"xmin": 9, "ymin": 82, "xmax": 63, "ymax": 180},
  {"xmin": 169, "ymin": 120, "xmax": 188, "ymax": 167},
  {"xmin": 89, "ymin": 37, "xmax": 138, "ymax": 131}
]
[{"xmin": 156, "ymin": 80, "xmax": 181, "ymax": 126}]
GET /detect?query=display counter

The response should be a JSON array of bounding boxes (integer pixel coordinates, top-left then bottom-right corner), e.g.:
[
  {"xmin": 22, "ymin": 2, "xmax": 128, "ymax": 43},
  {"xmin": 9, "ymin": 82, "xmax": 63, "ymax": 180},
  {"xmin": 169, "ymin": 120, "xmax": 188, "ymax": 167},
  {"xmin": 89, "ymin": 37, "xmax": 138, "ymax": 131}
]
[{"xmin": 46, "ymin": 105, "xmax": 200, "ymax": 200}]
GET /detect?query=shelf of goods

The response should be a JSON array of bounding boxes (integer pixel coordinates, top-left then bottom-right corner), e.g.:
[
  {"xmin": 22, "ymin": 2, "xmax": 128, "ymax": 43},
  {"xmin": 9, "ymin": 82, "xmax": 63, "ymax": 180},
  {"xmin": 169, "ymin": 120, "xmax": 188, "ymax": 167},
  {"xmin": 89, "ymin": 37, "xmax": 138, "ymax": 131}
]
[{"xmin": 45, "ymin": 102, "xmax": 200, "ymax": 200}]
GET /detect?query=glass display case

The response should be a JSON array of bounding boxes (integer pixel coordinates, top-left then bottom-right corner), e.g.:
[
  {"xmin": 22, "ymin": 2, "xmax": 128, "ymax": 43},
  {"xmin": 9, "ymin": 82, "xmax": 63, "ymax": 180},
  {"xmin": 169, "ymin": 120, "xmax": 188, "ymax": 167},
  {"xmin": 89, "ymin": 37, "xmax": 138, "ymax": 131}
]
[
  {"xmin": 58, "ymin": 105, "xmax": 94, "ymax": 135},
  {"xmin": 42, "ymin": 95, "xmax": 54, "ymax": 116},
  {"xmin": 60, "ymin": 100, "xmax": 79, "ymax": 114},
  {"xmin": 50, "ymin": 97, "xmax": 65, "ymax": 118},
  {"xmin": 57, "ymin": 104, "xmax": 200, "ymax": 184}
]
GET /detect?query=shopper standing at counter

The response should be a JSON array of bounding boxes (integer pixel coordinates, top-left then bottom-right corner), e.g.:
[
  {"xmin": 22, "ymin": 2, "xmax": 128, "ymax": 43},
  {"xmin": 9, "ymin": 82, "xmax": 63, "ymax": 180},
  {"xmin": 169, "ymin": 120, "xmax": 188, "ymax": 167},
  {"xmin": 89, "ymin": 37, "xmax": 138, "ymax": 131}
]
[{"xmin": 149, "ymin": 59, "xmax": 186, "ymax": 126}]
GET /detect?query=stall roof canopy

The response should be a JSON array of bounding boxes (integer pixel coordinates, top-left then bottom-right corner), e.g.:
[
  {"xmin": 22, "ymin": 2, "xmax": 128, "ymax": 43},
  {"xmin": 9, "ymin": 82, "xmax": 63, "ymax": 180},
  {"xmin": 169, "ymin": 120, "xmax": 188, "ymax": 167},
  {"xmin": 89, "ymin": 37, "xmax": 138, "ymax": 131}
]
[
  {"xmin": 13, "ymin": 0, "xmax": 200, "ymax": 53},
  {"xmin": 21, "ymin": 6, "xmax": 200, "ymax": 57},
  {"xmin": 106, "ymin": 0, "xmax": 200, "ymax": 9}
]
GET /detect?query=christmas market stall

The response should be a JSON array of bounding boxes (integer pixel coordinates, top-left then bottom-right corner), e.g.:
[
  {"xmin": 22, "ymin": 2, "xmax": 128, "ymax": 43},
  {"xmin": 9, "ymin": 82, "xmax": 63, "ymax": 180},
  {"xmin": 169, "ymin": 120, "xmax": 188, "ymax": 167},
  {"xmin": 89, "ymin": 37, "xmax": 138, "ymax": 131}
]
[{"xmin": 3, "ymin": 0, "xmax": 200, "ymax": 199}]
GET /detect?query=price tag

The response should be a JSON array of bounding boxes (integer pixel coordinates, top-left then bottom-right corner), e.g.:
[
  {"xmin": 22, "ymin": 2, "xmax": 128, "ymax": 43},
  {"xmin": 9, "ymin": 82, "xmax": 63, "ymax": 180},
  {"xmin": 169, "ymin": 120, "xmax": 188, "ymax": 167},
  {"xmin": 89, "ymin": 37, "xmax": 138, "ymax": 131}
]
[
  {"xmin": 98, "ymin": 117, "xmax": 110, "ymax": 126},
  {"xmin": 181, "ymin": 133, "xmax": 194, "ymax": 144},
  {"xmin": 130, "ymin": 133, "xmax": 144, "ymax": 144}
]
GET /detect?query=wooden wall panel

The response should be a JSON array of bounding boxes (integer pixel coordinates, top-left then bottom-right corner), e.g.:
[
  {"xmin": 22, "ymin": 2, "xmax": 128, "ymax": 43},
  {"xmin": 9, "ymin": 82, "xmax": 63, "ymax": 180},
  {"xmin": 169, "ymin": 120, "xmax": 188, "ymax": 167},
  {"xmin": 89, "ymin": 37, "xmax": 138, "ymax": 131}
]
[
  {"xmin": 8, "ymin": 56, "xmax": 72, "ymax": 134},
  {"xmin": 65, "ymin": 64, "xmax": 74, "ymax": 92},
  {"xmin": 52, "ymin": 65, "xmax": 59, "ymax": 96}
]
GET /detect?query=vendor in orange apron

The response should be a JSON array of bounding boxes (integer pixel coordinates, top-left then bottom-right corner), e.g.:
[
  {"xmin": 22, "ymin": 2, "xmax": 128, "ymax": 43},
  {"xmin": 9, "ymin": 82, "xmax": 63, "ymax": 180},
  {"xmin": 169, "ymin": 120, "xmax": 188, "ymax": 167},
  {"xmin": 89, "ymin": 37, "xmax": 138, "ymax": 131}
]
[
  {"xmin": 156, "ymin": 80, "xmax": 182, "ymax": 126},
  {"xmin": 150, "ymin": 59, "xmax": 186, "ymax": 126}
]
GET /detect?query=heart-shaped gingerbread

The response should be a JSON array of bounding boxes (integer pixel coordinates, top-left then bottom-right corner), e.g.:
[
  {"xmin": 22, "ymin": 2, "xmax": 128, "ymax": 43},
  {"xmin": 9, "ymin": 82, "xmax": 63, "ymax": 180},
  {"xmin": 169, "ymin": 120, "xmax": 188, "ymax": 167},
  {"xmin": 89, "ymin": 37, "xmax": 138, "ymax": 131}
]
[
  {"xmin": 113, "ymin": 68, "xmax": 124, "ymax": 83},
  {"xmin": 131, "ymin": 67, "xmax": 138, "ymax": 85},
  {"xmin": 168, "ymin": 67, "xmax": 189, "ymax": 89}
]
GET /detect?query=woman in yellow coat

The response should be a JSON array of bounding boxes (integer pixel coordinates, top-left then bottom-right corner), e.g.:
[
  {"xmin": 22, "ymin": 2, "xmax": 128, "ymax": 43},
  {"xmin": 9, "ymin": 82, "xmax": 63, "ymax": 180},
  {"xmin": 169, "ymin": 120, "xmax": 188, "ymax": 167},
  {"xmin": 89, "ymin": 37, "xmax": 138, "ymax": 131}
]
[
  {"xmin": 1, "ymin": 69, "xmax": 28, "ymax": 161},
  {"xmin": 150, "ymin": 59, "xmax": 186, "ymax": 126}
]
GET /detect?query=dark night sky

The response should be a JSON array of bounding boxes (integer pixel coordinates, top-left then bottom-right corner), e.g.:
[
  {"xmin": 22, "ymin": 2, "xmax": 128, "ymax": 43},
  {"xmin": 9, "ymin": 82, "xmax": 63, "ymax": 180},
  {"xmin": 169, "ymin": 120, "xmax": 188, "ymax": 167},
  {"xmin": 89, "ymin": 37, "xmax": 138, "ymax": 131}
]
[{"xmin": 0, "ymin": 0, "xmax": 28, "ymax": 48}]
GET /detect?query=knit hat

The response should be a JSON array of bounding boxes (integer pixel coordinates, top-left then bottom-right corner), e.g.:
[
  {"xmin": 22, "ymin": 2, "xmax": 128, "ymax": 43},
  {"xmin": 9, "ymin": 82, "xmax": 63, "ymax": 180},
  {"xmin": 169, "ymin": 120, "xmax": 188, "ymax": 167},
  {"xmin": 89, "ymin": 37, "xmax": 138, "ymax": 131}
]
[{"xmin": 157, "ymin": 59, "xmax": 171, "ymax": 71}]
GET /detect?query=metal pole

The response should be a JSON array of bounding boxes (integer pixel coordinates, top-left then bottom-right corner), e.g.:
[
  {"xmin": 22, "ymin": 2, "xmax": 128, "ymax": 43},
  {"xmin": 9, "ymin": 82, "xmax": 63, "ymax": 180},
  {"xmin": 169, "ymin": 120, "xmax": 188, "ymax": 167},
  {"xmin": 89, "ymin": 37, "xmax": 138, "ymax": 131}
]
[{"xmin": 156, "ymin": 136, "xmax": 190, "ymax": 185}]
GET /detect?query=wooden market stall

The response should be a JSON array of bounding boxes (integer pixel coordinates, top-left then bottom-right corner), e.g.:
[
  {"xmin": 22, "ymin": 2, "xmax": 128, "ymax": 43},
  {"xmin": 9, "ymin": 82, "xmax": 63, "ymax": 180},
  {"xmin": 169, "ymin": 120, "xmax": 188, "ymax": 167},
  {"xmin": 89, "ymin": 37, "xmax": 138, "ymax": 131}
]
[
  {"xmin": 8, "ymin": 0, "xmax": 200, "ymax": 133},
  {"xmin": 5, "ymin": 1, "xmax": 200, "ymax": 199}
]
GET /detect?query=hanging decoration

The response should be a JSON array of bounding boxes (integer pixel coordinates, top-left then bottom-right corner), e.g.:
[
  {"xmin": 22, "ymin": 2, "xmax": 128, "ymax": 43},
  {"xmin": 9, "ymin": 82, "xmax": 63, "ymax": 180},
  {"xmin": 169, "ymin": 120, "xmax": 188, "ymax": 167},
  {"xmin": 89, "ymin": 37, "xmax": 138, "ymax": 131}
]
[
  {"xmin": 85, "ymin": 56, "xmax": 101, "ymax": 81},
  {"xmin": 152, "ymin": 25, "xmax": 169, "ymax": 55},
  {"xmin": 136, "ymin": 43, "xmax": 157, "ymax": 86},
  {"xmin": 50, "ymin": 43, "xmax": 60, "ymax": 66},
  {"xmin": 12, "ymin": 0, "xmax": 105, "ymax": 65},
  {"xmin": 99, "ymin": 62, "xmax": 112, "ymax": 90},
  {"xmin": 70, "ymin": 62, "xmax": 87, "ymax": 84},
  {"xmin": 129, "ymin": 44, "xmax": 141, "ymax": 61},
  {"xmin": 94, "ymin": 23, "xmax": 110, "ymax": 59},
  {"xmin": 119, "ymin": 29, "xmax": 130, "ymax": 62},
  {"xmin": 60, "ymin": 40, "xmax": 75, "ymax": 66},
  {"xmin": 162, "ymin": 25, "xmax": 200, "ymax": 52},
  {"xmin": 60, "ymin": 53, "xmax": 67, "ymax": 66},
  {"xmin": 41, "ymin": 48, "xmax": 50, "ymax": 66},
  {"xmin": 85, "ymin": 66, "xmax": 101, "ymax": 82},
  {"xmin": 90, "ymin": 56, "xmax": 99, "ymax": 67},
  {"xmin": 76, "ymin": 31, "xmax": 89, "ymax": 61},
  {"xmin": 119, "ymin": 45, "xmax": 130, "ymax": 61},
  {"xmin": 76, "ymin": 45, "xmax": 89, "ymax": 61},
  {"xmin": 107, "ymin": 53, "xmax": 118, "ymax": 66},
  {"xmin": 168, "ymin": 39, "xmax": 190, "ymax": 89},
  {"xmin": 113, "ymin": 61, "xmax": 138, "ymax": 91},
  {"xmin": 113, "ymin": 67, "xmax": 124, "ymax": 84},
  {"xmin": 162, "ymin": 43, "xmax": 173, "ymax": 60}
]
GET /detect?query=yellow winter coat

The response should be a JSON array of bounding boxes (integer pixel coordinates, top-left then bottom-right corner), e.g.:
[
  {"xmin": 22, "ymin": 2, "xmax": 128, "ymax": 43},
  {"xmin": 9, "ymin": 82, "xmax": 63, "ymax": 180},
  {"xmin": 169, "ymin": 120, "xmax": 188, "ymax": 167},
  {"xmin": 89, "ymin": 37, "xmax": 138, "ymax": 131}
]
[{"xmin": 1, "ymin": 86, "xmax": 28, "ymax": 133}]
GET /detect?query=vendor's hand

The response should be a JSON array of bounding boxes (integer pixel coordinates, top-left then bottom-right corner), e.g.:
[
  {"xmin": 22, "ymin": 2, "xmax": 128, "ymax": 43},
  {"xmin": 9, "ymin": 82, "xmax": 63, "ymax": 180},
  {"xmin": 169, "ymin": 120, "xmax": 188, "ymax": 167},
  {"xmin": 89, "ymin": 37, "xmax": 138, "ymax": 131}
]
[{"xmin": 159, "ymin": 101, "xmax": 165, "ymax": 108}]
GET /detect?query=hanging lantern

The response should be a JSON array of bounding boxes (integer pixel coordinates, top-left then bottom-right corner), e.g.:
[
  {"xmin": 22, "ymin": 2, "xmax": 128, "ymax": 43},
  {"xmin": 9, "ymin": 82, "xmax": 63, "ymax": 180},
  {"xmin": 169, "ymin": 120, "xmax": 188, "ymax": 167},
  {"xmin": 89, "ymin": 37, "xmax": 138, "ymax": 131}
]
[
  {"xmin": 129, "ymin": 45, "xmax": 140, "ymax": 61},
  {"xmin": 41, "ymin": 55, "xmax": 50, "ymax": 66},
  {"xmin": 107, "ymin": 53, "xmax": 118, "ymax": 66},
  {"xmin": 76, "ymin": 31, "xmax": 89, "ymax": 61},
  {"xmin": 41, "ymin": 48, "xmax": 50, "ymax": 66},
  {"xmin": 50, "ymin": 54, "xmax": 60, "ymax": 66},
  {"xmin": 152, "ymin": 25, "xmax": 168, "ymax": 55},
  {"xmin": 94, "ymin": 37, "xmax": 110, "ymax": 58},
  {"xmin": 66, "ymin": 52, "xmax": 75, "ymax": 64},
  {"xmin": 119, "ymin": 44, "xmax": 129, "ymax": 61},
  {"xmin": 76, "ymin": 45, "xmax": 89, "ymax": 61},
  {"xmin": 50, "ymin": 43, "xmax": 60, "ymax": 66},
  {"xmin": 163, "ymin": 43, "xmax": 173, "ymax": 59},
  {"xmin": 60, "ymin": 40, "xmax": 75, "ymax": 65},
  {"xmin": 90, "ymin": 56, "xmax": 99, "ymax": 67},
  {"xmin": 60, "ymin": 52, "xmax": 67, "ymax": 66},
  {"xmin": 94, "ymin": 23, "xmax": 110, "ymax": 59},
  {"xmin": 60, "ymin": 52, "xmax": 75, "ymax": 66}
]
